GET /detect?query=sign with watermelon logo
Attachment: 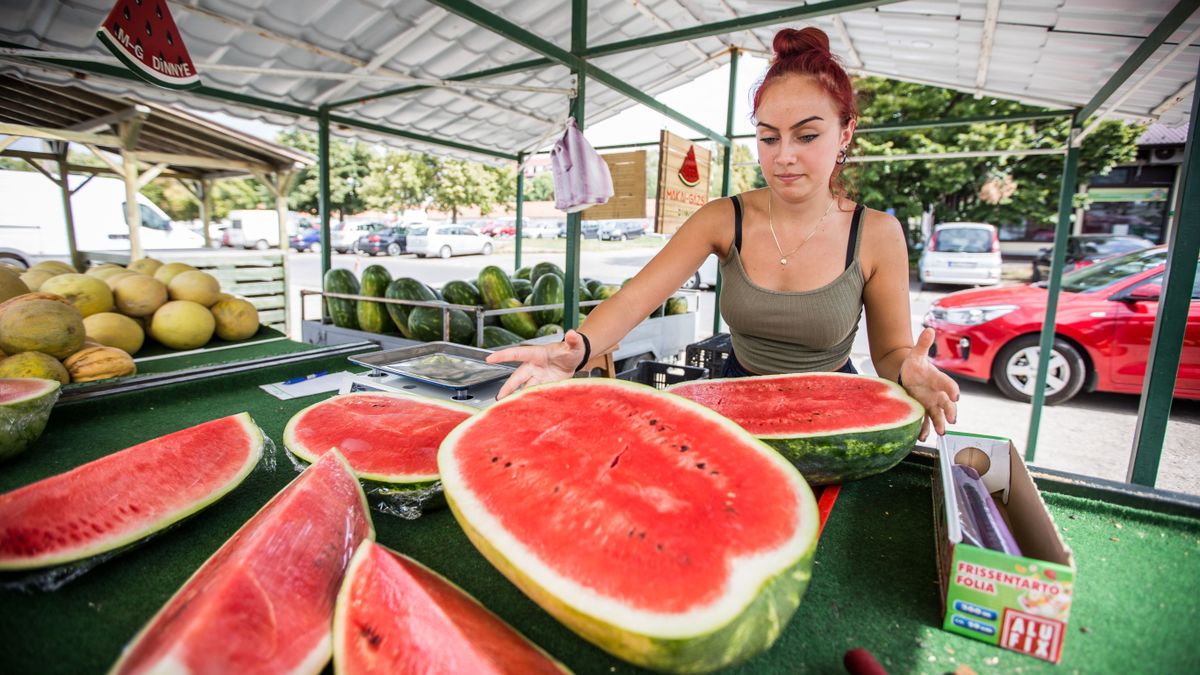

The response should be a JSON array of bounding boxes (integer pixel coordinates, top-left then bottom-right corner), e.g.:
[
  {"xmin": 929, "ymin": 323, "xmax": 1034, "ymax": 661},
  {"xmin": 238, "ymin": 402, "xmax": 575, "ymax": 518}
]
[
  {"xmin": 678, "ymin": 145, "xmax": 701, "ymax": 187},
  {"xmin": 654, "ymin": 130, "xmax": 711, "ymax": 235},
  {"xmin": 97, "ymin": 0, "xmax": 200, "ymax": 90}
]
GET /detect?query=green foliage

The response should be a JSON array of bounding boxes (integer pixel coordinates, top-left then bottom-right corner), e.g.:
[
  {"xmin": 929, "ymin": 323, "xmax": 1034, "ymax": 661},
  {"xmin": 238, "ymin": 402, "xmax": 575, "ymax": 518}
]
[
  {"xmin": 524, "ymin": 171, "xmax": 556, "ymax": 201},
  {"xmin": 277, "ymin": 130, "xmax": 372, "ymax": 218},
  {"xmin": 430, "ymin": 159, "xmax": 515, "ymax": 222},
  {"xmin": 361, "ymin": 150, "xmax": 437, "ymax": 212},
  {"xmin": 848, "ymin": 77, "xmax": 1141, "ymax": 241},
  {"xmin": 710, "ymin": 143, "xmax": 762, "ymax": 197}
]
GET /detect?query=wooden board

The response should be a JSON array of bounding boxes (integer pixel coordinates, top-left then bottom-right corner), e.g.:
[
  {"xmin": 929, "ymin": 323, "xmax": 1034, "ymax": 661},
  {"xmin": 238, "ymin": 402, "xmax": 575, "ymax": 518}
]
[
  {"xmin": 654, "ymin": 130, "xmax": 712, "ymax": 235},
  {"xmin": 582, "ymin": 150, "xmax": 646, "ymax": 221}
]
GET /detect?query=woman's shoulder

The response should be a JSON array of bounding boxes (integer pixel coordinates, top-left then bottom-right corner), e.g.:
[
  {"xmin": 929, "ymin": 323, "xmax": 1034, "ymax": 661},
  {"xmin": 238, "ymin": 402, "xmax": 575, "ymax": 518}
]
[{"xmin": 856, "ymin": 204, "xmax": 906, "ymax": 245}]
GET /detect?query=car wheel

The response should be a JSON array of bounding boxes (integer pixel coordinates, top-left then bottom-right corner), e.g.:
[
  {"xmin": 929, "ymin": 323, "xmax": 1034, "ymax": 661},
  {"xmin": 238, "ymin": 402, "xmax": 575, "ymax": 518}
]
[
  {"xmin": 253, "ymin": 239, "xmax": 270, "ymax": 250},
  {"xmin": 992, "ymin": 335, "xmax": 1087, "ymax": 405},
  {"xmin": 617, "ymin": 233, "xmax": 627, "ymax": 242},
  {"xmin": 682, "ymin": 272, "xmax": 701, "ymax": 290},
  {"xmin": 439, "ymin": 245, "xmax": 452, "ymax": 259},
  {"xmin": 481, "ymin": 242, "xmax": 493, "ymax": 256},
  {"xmin": 415, "ymin": 253, "xmax": 426, "ymax": 258},
  {"xmin": 386, "ymin": 243, "xmax": 401, "ymax": 256}
]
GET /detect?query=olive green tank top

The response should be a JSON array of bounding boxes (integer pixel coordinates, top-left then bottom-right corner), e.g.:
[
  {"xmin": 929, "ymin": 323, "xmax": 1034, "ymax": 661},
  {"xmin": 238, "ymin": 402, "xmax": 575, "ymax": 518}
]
[{"xmin": 718, "ymin": 195, "xmax": 866, "ymax": 374}]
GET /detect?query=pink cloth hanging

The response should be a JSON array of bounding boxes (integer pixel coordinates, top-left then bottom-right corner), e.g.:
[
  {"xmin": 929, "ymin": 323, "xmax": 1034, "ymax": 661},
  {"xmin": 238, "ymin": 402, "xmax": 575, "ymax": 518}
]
[{"xmin": 550, "ymin": 117, "xmax": 613, "ymax": 213}]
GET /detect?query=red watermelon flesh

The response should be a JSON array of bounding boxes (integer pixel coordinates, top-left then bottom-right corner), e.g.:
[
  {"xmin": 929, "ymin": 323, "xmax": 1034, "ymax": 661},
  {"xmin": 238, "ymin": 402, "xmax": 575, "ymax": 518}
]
[
  {"xmin": 678, "ymin": 145, "xmax": 701, "ymax": 187},
  {"xmin": 0, "ymin": 413, "xmax": 261, "ymax": 571},
  {"xmin": 0, "ymin": 378, "xmax": 58, "ymax": 404},
  {"xmin": 334, "ymin": 541, "xmax": 568, "ymax": 675},
  {"xmin": 110, "ymin": 450, "xmax": 374, "ymax": 675},
  {"xmin": 97, "ymin": 0, "xmax": 200, "ymax": 90},
  {"xmin": 283, "ymin": 392, "xmax": 474, "ymax": 484},
  {"xmin": 439, "ymin": 379, "xmax": 818, "ymax": 671}
]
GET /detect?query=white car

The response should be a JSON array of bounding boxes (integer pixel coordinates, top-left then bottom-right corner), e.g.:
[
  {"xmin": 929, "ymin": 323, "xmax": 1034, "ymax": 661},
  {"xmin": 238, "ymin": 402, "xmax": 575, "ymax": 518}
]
[
  {"xmin": 407, "ymin": 223, "xmax": 494, "ymax": 259},
  {"xmin": 918, "ymin": 222, "xmax": 1002, "ymax": 289},
  {"xmin": 523, "ymin": 220, "xmax": 562, "ymax": 239}
]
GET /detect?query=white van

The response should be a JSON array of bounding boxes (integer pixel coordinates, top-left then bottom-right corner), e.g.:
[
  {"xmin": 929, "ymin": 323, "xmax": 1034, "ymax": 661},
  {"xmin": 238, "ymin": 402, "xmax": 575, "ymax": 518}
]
[
  {"xmin": 0, "ymin": 169, "xmax": 203, "ymax": 267},
  {"xmin": 917, "ymin": 222, "xmax": 1003, "ymax": 289},
  {"xmin": 223, "ymin": 209, "xmax": 312, "ymax": 250}
]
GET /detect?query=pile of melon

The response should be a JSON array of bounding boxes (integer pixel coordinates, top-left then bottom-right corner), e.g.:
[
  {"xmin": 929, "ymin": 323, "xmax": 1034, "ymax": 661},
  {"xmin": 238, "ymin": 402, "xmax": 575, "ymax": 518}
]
[{"xmin": 0, "ymin": 258, "xmax": 261, "ymax": 385}]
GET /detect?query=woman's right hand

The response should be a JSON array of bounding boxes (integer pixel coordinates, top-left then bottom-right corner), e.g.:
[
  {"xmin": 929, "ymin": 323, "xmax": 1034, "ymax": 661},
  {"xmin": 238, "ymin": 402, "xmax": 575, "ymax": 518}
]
[{"xmin": 486, "ymin": 330, "xmax": 587, "ymax": 400}]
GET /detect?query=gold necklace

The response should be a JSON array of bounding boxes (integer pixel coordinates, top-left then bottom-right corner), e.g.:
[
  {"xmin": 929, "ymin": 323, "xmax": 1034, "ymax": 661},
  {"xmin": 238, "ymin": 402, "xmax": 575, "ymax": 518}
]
[{"xmin": 767, "ymin": 193, "xmax": 836, "ymax": 265}]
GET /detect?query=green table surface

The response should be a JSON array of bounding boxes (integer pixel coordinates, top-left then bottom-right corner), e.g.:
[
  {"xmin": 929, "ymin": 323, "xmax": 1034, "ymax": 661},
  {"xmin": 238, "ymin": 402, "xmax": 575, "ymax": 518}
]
[{"xmin": 2, "ymin": 351, "xmax": 1198, "ymax": 674}]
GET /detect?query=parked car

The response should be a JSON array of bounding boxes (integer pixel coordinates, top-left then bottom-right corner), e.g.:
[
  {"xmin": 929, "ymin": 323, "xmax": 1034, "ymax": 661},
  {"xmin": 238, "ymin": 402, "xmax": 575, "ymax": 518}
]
[
  {"xmin": 407, "ymin": 223, "xmax": 494, "ymax": 259},
  {"xmin": 486, "ymin": 218, "xmax": 522, "ymax": 238},
  {"xmin": 917, "ymin": 222, "xmax": 1002, "ymax": 289},
  {"xmin": 598, "ymin": 219, "xmax": 647, "ymax": 241},
  {"xmin": 356, "ymin": 225, "xmax": 408, "ymax": 256},
  {"xmin": 289, "ymin": 227, "xmax": 321, "ymax": 252},
  {"xmin": 1030, "ymin": 234, "xmax": 1155, "ymax": 282},
  {"xmin": 559, "ymin": 221, "xmax": 600, "ymax": 239},
  {"xmin": 332, "ymin": 220, "xmax": 388, "ymax": 254},
  {"xmin": 923, "ymin": 246, "xmax": 1200, "ymax": 405},
  {"xmin": 523, "ymin": 220, "xmax": 563, "ymax": 239}
]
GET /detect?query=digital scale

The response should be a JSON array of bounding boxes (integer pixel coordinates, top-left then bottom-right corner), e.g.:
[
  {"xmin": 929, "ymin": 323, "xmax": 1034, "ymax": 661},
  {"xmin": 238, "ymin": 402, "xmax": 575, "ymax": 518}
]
[{"xmin": 339, "ymin": 342, "xmax": 515, "ymax": 410}]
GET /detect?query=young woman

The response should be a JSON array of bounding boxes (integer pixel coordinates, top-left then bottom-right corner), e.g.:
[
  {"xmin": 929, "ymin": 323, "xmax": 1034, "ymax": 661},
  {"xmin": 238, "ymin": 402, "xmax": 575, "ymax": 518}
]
[{"xmin": 488, "ymin": 27, "xmax": 959, "ymax": 439}]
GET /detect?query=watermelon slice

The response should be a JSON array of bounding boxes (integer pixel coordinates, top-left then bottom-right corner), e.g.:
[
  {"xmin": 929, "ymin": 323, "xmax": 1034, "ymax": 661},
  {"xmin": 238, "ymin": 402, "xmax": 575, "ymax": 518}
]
[
  {"xmin": 0, "ymin": 413, "xmax": 262, "ymax": 571},
  {"xmin": 97, "ymin": 0, "xmax": 200, "ymax": 90},
  {"xmin": 670, "ymin": 373, "xmax": 924, "ymax": 485},
  {"xmin": 334, "ymin": 541, "xmax": 568, "ymax": 674},
  {"xmin": 0, "ymin": 378, "xmax": 60, "ymax": 461},
  {"xmin": 110, "ymin": 450, "xmax": 374, "ymax": 675},
  {"xmin": 678, "ymin": 145, "xmax": 701, "ymax": 187},
  {"xmin": 283, "ymin": 392, "xmax": 475, "ymax": 486},
  {"xmin": 438, "ymin": 379, "xmax": 819, "ymax": 672}
]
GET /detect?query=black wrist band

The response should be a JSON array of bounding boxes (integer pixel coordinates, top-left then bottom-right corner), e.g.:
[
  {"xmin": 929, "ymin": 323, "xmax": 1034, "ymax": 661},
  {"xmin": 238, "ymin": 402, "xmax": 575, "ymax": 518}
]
[{"xmin": 573, "ymin": 332, "xmax": 592, "ymax": 373}]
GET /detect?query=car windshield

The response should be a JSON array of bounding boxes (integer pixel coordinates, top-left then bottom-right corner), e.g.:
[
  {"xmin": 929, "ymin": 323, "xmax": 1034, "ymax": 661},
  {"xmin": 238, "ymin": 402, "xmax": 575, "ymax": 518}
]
[
  {"xmin": 1060, "ymin": 248, "xmax": 1168, "ymax": 293},
  {"xmin": 933, "ymin": 227, "xmax": 993, "ymax": 253}
]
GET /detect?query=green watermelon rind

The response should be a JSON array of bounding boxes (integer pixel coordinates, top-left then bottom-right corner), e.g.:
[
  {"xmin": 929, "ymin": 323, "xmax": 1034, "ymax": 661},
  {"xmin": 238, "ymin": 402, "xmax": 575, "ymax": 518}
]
[
  {"xmin": 0, "ymin": 378, "xmax": 61, "ymax": 461},
  {"xmin": 333, "ymin": 541, "xmax": 571, "ymax": 675},
  {"xmin": 356, "ymin": 265, "xmax": 395, "ymax": 334},
  {"xmin": 669, "ymin": 373, "xmax": 924, "ymax": 486},
  {"xmin": 323, "ymin": 269, "xmax": 360, "ymax": 330},
  {"xmin": 0, "ymin": 412, "xmax": 263, "ymax": 572},
  {"xmin": 283, "ymin": 392, "xmax": 475, "ymax": 486},
  {"xmin": 438, "ymin": 379, "xmax": 819, "ymax": 673},
  {"xmin": 96, "ymin": 28, "xmax": 201, "ymax": 91}
]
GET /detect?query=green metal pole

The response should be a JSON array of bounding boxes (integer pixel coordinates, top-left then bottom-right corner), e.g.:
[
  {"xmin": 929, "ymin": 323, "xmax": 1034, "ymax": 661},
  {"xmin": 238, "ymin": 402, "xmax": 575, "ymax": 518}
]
[
  {"xmin": 714, "ymin": 48, "xmax": 739, "ymax": 337},
  {"xmin": 318, "ymin": 107, "xmax": 332, "ymax": 284},
  {"xmin": 562, "ymin": 0, "xmax": 586, "ymax": 331},
  {"xmin": 1127, "ymin": 60, "xmax": 1200, "ymax": 487},
  {"xmin": 515, "ymin": 152, "xmax": 525, "ymax": 271},
  {"xmin": 1025, "ymin": 124, "xmax": 1080, "ymax": 463}
]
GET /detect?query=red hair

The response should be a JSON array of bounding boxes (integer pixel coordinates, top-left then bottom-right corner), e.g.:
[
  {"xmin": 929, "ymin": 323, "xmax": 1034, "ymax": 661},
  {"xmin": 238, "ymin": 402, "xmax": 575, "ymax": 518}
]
[{"xmin": 752, "ymin": 27, "xmax": 859, "ymax": 195}]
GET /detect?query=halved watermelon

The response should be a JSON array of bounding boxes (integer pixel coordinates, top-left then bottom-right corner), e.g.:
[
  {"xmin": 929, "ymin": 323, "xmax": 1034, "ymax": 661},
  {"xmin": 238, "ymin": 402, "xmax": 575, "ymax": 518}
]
[
  {"xmin": 678, "ymin": 145, "xmax": 701, "ymax": 187},
  {"xmin": 0, "ymin": 413, "xmax": 262, "ymax": 571},
  {"xmin": 334, "ymin": 541, "xmax": 568, "ymax": 674},
  {"xmin": 438, "ymin": 379, "xmax": 818, "ymax": 672},
  {"xmin": 670, "ymin": 373, "xmax": 923, "ymax": 485},
  {"xmin": 0, "ymin": 377, "xmax": 60, "ymax": 461},
  {"xmin": 110, "ymin": 450, "xmax": 374, "ymax": 675},
  {"xmin": 283, "ymin": 392, "xmax": 475, "ymax": 486}
]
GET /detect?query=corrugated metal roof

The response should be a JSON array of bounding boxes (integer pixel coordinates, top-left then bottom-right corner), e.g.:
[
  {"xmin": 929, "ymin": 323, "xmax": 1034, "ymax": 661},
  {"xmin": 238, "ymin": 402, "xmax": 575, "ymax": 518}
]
[
  {"xmin": 0, "ymin": 0, "xmax": 1195, "ymax": 162},
  {"xmin": 1138, "ymin": 121, "xmax": 1190, "ymax": 144}
]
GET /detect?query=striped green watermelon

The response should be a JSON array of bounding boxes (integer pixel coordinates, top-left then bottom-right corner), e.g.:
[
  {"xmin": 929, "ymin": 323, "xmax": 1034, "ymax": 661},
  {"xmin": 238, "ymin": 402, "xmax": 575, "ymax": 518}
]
[
  {"xmin": 438, "ymin": 379, "xmax": 818, "ymax": 672},
  {"xmin": 670, "ymin": 373, "xmax": 923, "ymax": 485}
]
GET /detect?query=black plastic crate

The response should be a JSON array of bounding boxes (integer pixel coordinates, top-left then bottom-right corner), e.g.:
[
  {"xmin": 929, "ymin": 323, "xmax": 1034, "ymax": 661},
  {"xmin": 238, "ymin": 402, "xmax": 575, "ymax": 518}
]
[
  {"xmin": 616, "ymin": 361, "xmax": 709, "ymax": 389},
  {"xmin": 685, "ymin": 333, "xmax": 732, "ymax": 377}
]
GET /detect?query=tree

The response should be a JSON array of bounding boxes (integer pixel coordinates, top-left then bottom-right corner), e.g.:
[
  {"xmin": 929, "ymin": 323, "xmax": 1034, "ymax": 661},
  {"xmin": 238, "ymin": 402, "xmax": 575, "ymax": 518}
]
[
  {"xmin": 277, "ymin": 130, "xmax": 373, "ymax": 219},
  {"xmin": 710, "ymin": 142, "xmax": 763, "ymax": 197},
  {"xmin": 524, "ymin": 171, "xmax": 556, "ymax": 201},
  {"xmin": 430, "ymin": 159, "xmax": 515, "ymax": 222},
  {"xmin": 360, "ymin": 150, "xmax": 437, "ymax": 214},
  {"xmin": 847, "ymin": 77, "xmax": 1141, "ymax": 242}
]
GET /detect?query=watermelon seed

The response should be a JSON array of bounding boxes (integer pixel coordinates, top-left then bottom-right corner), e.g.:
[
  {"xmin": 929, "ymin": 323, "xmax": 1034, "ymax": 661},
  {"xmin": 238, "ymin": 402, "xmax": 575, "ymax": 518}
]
[
  {"xmin": 656, "ymin": 544, "xmax": 664, "ymax": 551},
  {"xmin": 145, "ymin": 20, "xmax": 152, "ymax": 36},
  {"xmin": 553, "ymin": 486, "xmax": 560, "ymax": 493},
  {"xmin": 358, "ymin": 624, "xmax": 383, "ymax": 649},
  {"xmin": 123, "ymin": 6, "xmax": 130, "ymax": 20},
  {"xmin": 680, "ymin": 445, "xmax": 690, "ymax": 452},
  {"xmin": 710, "ymin": 470, "xmax": 720, "ymax": 475},
  {"xmin": 638, "ymin": 532, "xmax": 645, "ymax": 539},
  {"xmin": 504, "ymin": 462, "xmax": 512, "ymax": 468},
  {"xmin": 166, "ymin": 31, "xmax": 174, "ymax": 46},
  {"xmin": 628, "ymin": 529, "xmax": 635, "ymax": 537},
  {"xmin": 696, "ymin": 462, "xmax": 706, "ymax": 469},
  {"xmin": 491, "ymin": 457, "xmax": 498, "ymax": 462},
  {"xmin": 648, "ymin": 419, "xmax": 657, "ymax": 425},
  {"xmin": 156, "ymin": 4, "xmax": 163, "ymax": 20}
]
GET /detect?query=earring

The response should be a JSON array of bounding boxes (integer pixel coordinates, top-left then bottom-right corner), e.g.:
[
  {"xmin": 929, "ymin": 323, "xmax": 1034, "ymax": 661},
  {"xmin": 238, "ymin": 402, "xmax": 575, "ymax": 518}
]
[{"xmin": 837, "ymin": 147, "xmax": 848, "ymax": 165}]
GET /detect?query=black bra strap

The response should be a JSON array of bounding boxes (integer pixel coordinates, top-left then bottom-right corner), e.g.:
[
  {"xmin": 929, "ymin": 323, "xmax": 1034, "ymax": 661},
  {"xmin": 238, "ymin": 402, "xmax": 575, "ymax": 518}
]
[
  {"xmin": 731, "ymin": 195, "xmax": 744, "ymax": 253},
  {"xmin": 845, "ymin": 203, "xmax": 865, "ymax": 269}
]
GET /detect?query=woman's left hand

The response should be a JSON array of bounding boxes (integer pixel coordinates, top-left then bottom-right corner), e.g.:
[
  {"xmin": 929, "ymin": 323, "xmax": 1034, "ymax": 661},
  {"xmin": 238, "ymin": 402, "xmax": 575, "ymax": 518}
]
[{"xmin": 900, "ymin": 327, "xmax": 960, "ymax": 441}]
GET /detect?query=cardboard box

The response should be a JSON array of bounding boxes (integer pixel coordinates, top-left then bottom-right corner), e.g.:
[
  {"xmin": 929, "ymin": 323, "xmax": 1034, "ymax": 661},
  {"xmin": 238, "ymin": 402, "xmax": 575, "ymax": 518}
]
[{"xmin": 932, "ymin": 432, "xmax": 1077, "ymax": 663}]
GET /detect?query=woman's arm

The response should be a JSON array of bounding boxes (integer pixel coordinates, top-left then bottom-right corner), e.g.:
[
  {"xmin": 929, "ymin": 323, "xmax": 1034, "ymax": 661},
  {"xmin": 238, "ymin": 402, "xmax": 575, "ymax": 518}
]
[
  {"xmin": 487, "ymin": 199, "xmax": 731, "ymax": 398},
  {"xmin": 861, "ymin": 210, "xmax": 959, "ymax": 438}
]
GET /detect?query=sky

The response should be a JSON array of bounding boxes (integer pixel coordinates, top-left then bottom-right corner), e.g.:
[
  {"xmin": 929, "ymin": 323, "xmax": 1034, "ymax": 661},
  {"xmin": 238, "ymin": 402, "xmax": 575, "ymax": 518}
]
[{"xmin": 197, "ymin": 54, "xmax": 772, "ymax": 159}]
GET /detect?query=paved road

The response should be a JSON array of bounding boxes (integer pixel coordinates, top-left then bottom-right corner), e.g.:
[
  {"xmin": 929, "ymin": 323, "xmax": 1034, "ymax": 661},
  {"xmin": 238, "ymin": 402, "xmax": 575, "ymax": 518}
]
[{"xmin": 284, "ymin": 245, "xmax": 1200, "ymax": 496}]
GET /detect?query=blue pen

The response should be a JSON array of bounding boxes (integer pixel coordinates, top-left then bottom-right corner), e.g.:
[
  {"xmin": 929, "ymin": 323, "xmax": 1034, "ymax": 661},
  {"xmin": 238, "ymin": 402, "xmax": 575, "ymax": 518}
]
[{"xmin": 283, "ymin": 371, "xmax": 329, "ymax": 385}]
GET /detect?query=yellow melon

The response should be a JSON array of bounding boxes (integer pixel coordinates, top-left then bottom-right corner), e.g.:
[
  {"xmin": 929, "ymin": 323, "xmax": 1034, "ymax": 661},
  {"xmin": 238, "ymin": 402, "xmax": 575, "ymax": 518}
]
[
  {"xmin": 168, "ymin": 270, "xmax": 221, "ymax": 307},
  {"xmin": 211, "ymin": 298, "xmax": 260, "ymax": 341},
  {"xmin": 0, "ymin": 299, "xmax": 86, "ymax": 359},
  {"xmin": 0, "ymin": 268, "xmax": 29, "ymax": 303},
  {"xmin": 128, "ymin": 257, "xmax": 164, "ymax": 276},
  {"xmin": 39, "ymin": 274, "xmax": 115, "ymax": 317},
  {"xmin": 64, "ymin": 346, "xmax": 137, "ymax": 383},
  {"xmin": 113, "ymin": 275, "xmax": 169, "ymax": 317},
  {"xmin": 19, "ymin": 269, "xmax": 55, "ymax": 291},
  {"xmin": 105, "ymin": 271, "xmax": 140, "ymax": 290},
  {"xmin": 31, "ymin": 260, "xmax": 76, "ymax": 275},
  {"xmin": 0, "ymin": 351, "xmax": 70, "ymax": 385},
  {"xmin": 83, "ymin": 312, "xmax": 145, "ymax": 355},
  {"xmin": 86, "ymin": 264, "xmax": 128, "ymax": 280},
  {"xmin": 153, "ymin": 262, "xmax": 197, "ymax": 286},
  {"xmin": 150, "ymin": 300, "xmax": 215, "ymax": 350}
]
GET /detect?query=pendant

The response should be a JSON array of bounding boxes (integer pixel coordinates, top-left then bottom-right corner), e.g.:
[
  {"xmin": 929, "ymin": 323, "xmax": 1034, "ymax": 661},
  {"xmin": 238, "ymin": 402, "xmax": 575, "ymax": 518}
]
[{"xmin": 780, "ymin": 258, "xmax": 787, "ymax": 265}]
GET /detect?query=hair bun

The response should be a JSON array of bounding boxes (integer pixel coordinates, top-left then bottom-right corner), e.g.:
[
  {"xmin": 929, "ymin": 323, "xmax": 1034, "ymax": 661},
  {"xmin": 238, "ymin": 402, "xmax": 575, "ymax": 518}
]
[{"xmin": 772, "ymin": 27, "xmax": 832, "ymax": 62}]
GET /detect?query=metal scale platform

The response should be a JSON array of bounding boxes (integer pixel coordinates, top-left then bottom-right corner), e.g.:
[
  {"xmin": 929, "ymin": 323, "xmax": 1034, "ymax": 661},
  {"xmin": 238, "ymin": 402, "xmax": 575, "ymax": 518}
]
[{"xmin": 341, "ymin": 342, "xmax": 514, "ymax": 410}]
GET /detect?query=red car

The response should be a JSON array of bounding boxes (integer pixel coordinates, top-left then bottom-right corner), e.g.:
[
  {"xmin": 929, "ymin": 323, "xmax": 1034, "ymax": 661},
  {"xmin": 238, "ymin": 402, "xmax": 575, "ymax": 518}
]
[{"xmin": 923, "ymin": 246, "xmax": 1200, "ymax": 404}]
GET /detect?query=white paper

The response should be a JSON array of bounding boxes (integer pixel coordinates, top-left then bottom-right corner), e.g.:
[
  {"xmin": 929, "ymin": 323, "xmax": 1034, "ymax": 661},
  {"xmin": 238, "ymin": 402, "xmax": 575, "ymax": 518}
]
[{"xmin": 260, "ymin": 371, "xmax": 350, "ymax": 400}]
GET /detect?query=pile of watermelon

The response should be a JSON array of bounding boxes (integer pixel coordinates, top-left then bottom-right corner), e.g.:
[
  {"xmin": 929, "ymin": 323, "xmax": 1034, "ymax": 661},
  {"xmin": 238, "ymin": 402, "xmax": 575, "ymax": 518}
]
[{"xmin": 323, "ymin": 261, "xmax": 692, "ymax": 348}]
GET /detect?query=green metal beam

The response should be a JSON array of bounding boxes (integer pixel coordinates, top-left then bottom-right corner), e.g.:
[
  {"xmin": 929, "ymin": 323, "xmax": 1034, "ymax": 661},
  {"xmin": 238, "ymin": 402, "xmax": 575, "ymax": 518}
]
[
  {"xmin": 714, "ymin": 48, "xmax": 739, "ymax": 337},
  {"xmin": 318, "ymin": 108, "xmax": 332, "ymax": 284},
  {"xmin": 856, "ymin": 110, "xmax": 1075, "ymax": 134},
  {"xmin": 562, "ymin": 0, "xmax": 586, "ymax": 332},
  {"xmin": 1077, "ymin": 0, "xmax": 1199, "ymax": 122},
  {"xmin": 584, "ymin": 0, "xmax": 905, "ymax": 58},
  {"xmin": 424, "ymin": 0, "xmax": 728, "ymax": 146},
  {"xmin": 1127, "ymin": 58, "xmax": 1200, "ymax": 487},
  {"xmin": 329, "ymin": 58, "xmax": 553, "ymax": 109},
  {"xmin": 1026, "ymin": 121, "xmax": 1082, "ymax": 463},
  {"xmin": 515, "ymin": 152, "xmax": 526, "ymax": 271},
  {"xmin": 327, "ymin": 113, "xmax": 517, "ymax": 161}
]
